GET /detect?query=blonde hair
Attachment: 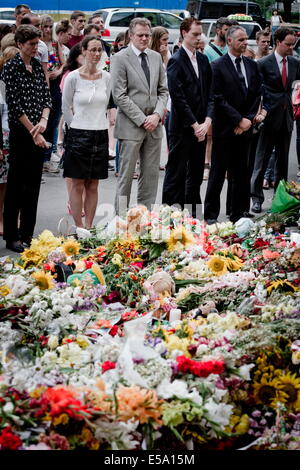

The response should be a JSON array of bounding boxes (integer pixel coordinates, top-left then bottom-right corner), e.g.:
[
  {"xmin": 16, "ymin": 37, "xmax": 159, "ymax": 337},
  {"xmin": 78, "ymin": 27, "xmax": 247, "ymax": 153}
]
[
  {"xmin": 0, "ymin": 46, "xmax": 19, "ymax": 70},
  {"xmin": 1, "ymin": 33, "xmax": 16, "ymax": 52}
]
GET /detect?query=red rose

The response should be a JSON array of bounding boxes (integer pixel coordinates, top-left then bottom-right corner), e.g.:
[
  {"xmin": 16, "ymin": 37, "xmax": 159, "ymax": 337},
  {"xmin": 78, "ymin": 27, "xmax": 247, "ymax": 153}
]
[
  {"xmin": 0, "ymin": 426, "xmax": 22, "ymax": 450},
  {"xmin": 109, "ymin": 325, "xmax": 119, "ymax": 336},
  {"xmin": 101, "ymin": 361, "xmax": 116, "ymax": 372}
]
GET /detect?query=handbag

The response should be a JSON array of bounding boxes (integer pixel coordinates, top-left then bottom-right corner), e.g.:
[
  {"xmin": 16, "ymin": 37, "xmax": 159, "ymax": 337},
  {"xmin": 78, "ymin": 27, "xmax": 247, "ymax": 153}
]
[
  {"xmin": 292, "ymin": 87, "xmax": 300, "ymax": 121},
  {"xmin": 293, "ymin": 102, "xmax": 300, "ymax": 121}
]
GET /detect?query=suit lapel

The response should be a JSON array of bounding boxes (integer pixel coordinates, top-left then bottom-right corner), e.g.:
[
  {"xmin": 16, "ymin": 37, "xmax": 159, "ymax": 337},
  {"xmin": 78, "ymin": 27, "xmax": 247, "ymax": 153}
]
[
  {"xmin": 270, "ymin": 53, "xmax": 284, "ymax": 88},
  {"xmin": 224, "ymin": 53, "xmax": 246, "ymax": 96},
  {"xmin": 148, "ymin": 50, "xmax": 156, "ymax": 92},
  {"xmin": 180, "ymin": 47, "xmax": 200, "ymax": 86},
  {"xmin": 286, "ymin": 56, "xmax": 295, "ymax": 89},
  {"xmin": 127, "ymin": 47, "xmax": 149, "ymax": 90}
]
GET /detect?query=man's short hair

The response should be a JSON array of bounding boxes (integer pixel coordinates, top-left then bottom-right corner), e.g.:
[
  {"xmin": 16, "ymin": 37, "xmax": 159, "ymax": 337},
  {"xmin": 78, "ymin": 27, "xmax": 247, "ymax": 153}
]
[
  {"xmin": 226, "ymin": 25, "xmax": 246, "ymax": 40},
  {"xmin": 256, "ymin": 30, "xmax": 271, "ymax": 41},
  {"xmin": 274, "ymin": 26, "xmax": 295, "ymax": 43},
  {"xmin": 129, "ymin": 17, "xmax": 151, "ymax": 34},
  {"xmin": 216, "ymin": 17, "xmax": 233, "ymax": 29},
  {"xmin": 88, "ymin": 14, "xmax": 102, "ymax": 24},
  {"xmin": 180, "ymin": 17, "xmax": 201, "ymax": 37},
  {"xmin": 70, "ymin": 10, "xmax": 85, "ymax": 21},
  {"xmin": 84, "ymin": 23, "xmax": 100, "ymax": 35},
  {"xmin": 15, "ymin": 24, "xmax": 39, "ymax": 43},
  {"xmin": 15, "ymin": 4, "xmax": 30, "ymax": 15}
]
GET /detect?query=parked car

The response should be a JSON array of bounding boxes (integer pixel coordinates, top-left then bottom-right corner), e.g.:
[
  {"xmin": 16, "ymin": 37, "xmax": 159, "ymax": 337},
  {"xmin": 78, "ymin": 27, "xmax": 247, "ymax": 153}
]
[
  {"xmin": 0, "ymin": 7, "xmax": 15, "ymax": 25},
  {"xmin": 186, "ymin": 0, "xmax": 268, "ymax": 29},
  {"xmin": 201, "ymin": 17, "xmax": 262, "ymax": 52},
  {"xmin": 93, "ymin": 8, "xmax": 182, "ymax": 45}
]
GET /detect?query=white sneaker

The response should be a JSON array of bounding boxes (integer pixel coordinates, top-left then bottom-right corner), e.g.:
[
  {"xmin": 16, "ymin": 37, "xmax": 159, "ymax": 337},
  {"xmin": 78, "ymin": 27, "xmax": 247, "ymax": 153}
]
[
  {"xmin": 51, "ymin": 152, "xmax": 61, "ymax": 163},
  {"xmin": 76, "ymin": 227, "xmax": 92, "ymax": 239},
  {"xmin": 43, "ymin": 161, "xmax": 60, "ymax": 174}
]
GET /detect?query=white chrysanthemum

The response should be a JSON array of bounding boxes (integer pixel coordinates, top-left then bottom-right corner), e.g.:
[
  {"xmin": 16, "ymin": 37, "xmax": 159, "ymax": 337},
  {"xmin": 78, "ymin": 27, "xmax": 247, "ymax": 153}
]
[{"xmin": 204, "ymin": 398, "xmax": 233, "ymax": 429}]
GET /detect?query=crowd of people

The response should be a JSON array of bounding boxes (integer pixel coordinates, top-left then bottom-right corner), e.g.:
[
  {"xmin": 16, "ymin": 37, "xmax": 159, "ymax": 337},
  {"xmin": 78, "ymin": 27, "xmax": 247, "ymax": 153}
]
[{"xmin": 0, "ymin": 5, "xmax": 300, "ymax": 252}]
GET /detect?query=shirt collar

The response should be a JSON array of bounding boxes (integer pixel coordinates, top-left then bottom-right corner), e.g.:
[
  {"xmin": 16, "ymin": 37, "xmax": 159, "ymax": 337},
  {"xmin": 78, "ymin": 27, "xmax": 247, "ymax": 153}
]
[
  {"xmin": 182, "ymin": 44, "xmax": 196, "ymax": 60},
  {"xmin": 228, "ymin": 52, "xmax": 243, "ymax": 64},
  {"xmin": 275, "ymin": 50, "xmax": 287, "ymax": 64},
  {"xmin": 131, "ymin": 44, "xmax": 149, "ymax": 57}
]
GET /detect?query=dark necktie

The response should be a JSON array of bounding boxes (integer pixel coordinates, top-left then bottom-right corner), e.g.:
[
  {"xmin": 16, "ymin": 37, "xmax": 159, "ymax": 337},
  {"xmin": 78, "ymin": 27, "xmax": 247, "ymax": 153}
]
[
  {"xmin": 140, "ymin": 52, "xmax": 150, "ymax": 87},
  {"xmin": 235, "ymin": 57, "xmax": 247, "ymax": 96},
  {"xmin": 282, "ymin": 57, "xmax": 287, "ymax": 88}
]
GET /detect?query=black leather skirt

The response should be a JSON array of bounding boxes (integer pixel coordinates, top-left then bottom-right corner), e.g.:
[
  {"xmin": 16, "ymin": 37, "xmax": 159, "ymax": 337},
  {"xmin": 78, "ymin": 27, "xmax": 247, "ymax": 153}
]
[{"xmin": 63, "ymin": 127, "xmax": 108, "ymax": 180}]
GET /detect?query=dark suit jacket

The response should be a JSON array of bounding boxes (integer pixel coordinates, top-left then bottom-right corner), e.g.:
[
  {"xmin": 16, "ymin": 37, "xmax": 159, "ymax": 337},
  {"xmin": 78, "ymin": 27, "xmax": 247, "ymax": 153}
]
[
  {"xmin": 212, "ymin": 53, "xmax": 262, "ymax": 139},
  {"xmin": 258, "ymin": 52, "xmax": 300, "ymax": 133},
  {"xmin": 167, "ymin": 47, "xmax": 213, "ymax": 134},
  {"xmin": 101, "ymin": 39, "xmax": 111, "ymax": 57}
]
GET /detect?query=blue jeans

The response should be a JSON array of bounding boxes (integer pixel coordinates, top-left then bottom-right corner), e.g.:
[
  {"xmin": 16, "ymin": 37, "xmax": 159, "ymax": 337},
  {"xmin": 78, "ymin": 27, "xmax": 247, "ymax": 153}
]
[{"xmin": 264, "ymin": 150, "xmax": 275, "ymax": 182}]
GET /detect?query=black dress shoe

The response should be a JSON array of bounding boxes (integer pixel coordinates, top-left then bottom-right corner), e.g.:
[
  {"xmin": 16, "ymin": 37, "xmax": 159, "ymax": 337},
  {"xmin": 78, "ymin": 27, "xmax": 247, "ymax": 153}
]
[
  {"xmin": 6, "ymin": 241, "xmax": 25, "ymax": 253},
  {"xmin": 243, "ymin": 212, "xmax": 255, "ymax": 218},
  {"xmin": 21, "ymin": 237, "xmax": 32, "ymax": 247},
  {"xmin": 205, "ymin": 218, "xmax": 218, "ymax": 225},
  {"xmin": 251, "ymin": 202, "xmax": 262, "ymax": 213}
]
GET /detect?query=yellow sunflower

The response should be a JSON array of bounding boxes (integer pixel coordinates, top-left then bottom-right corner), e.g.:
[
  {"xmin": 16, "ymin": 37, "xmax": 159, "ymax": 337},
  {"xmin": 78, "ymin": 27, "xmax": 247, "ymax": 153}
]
[
  {"xmin": 167, "ymin": 225, "xmax": 194, "ymax": 252},
  {"xmin": 266, "ymin": 279, "xmax": 298, "ymax": 295},
  {"xmin": 21, "ymin": 248, "xmax": 43, "ymax": 266},
  {"xmin": 62, "ymin": 239, "xmax": 81, "ymax": 257},
  {"xmin": 0, "ymin": 285, "xmax": 11, "ymax": 296},
  {"xmin": 32, "ymin": 270, "xmax": 55, "ymax": 290},
  {"xmin": 206, "ymin": 256, "xmax": 228, "ymax": 276},
  {"xmin": 226, "ymin": 257, "xmax": 244, "ymax": 271},
  {"xmin": 276, "ymin": 372, "xmax": 300, "ymax": 412},
  {"xmin": 253, "ymin": 377, "xmax": 285, "ymax": 408}
]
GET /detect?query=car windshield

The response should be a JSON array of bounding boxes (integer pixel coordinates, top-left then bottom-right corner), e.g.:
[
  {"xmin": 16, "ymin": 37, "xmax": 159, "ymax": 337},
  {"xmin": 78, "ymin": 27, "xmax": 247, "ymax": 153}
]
[
  {"xmin": 242, "ymin": 23, "xmax": 261, "ymax": 40},
  {"xmin": 109, "ymin": 12, "xmax": 135, "ymax": 27},
  {"xmin": 94, "ymin": 11, "xmax": 108, "ymax": 22},
  {"xmin": 0, "ymin": 11, "xmax": 15, "ymax": 20},
  {"xmin": 159, "ymin": 13, "xmax": 182, "ymax": 29}
]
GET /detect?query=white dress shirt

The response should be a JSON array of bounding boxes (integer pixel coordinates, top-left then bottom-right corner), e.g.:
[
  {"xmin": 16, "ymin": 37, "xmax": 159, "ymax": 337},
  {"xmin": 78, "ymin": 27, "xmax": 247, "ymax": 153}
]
[
  {"xmin": 228, "ymin": 52, "xmax": 248, "ymax": 88},
  {"xmin": 131, "ymin": 43, "xmax": 150, "ymax": 67},
  {"xmin": 182, "ymin": 44, "xmax": 199, "ymax": 78},
  {"xmin": 274, "ymin": 50, "xmax": 288, "ymax": 76}
]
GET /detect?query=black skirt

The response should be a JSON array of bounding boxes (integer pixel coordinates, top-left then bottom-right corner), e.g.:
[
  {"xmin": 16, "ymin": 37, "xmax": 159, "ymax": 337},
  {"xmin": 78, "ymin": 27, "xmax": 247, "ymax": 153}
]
[{"xmin": 63, "ymin": 127, "xmax": 108, "ymax": 180}]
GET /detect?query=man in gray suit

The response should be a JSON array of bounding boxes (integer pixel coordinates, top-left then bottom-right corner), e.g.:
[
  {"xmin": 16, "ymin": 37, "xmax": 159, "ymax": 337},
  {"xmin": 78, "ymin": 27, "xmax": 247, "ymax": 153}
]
[
  {"xmin": 111, "ymin": 17, "xmax": 168, "ymax": 214},
  {"xmin": 251, "ymin": 27, "xmax": 300, "ymax": 213}
]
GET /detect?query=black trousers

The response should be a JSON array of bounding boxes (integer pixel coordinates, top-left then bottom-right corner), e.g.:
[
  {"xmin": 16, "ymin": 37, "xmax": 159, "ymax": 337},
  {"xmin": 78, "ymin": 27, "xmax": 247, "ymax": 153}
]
[
  {"xmin": 162, "ymin": 129, "xmax": 206, "ymax": 219},
  {"xmin": 204, "ymin": 133, "xmax": 251, "ymax": 223},
  {"xmin": 251, "ymin": 121, "xmax": 292, "ymax": 205},
  {"xmin": 3, "ymin": 125, "xmax": 44, "ymax": 242}
]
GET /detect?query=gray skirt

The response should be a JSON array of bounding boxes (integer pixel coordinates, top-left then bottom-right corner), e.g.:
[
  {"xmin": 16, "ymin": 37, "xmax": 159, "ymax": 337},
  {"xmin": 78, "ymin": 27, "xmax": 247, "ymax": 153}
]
[{"xmin": 63, "ymin": 127, "xmax": 108, "ymax": 180}]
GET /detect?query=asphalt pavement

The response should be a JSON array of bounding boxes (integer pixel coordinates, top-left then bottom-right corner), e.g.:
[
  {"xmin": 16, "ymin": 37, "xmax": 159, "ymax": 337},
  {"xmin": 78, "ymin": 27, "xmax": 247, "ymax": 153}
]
[{"xmin": 0, "ymin": 129, "xmax": 299, "ymax": 258}]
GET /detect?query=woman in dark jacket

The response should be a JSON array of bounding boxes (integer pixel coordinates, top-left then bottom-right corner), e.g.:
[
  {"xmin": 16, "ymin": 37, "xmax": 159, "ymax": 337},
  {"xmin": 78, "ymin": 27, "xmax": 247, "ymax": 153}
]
[{"xmin": 0, "ymin": 25, "xmax": 52, "ymax": 252}]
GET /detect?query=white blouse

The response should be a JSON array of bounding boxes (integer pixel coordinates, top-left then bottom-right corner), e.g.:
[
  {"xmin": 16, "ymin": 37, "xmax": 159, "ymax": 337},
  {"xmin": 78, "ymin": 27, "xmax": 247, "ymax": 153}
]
[{"xmin": 62, "ymin": 69, "xmax": 111, "ymax": 130}]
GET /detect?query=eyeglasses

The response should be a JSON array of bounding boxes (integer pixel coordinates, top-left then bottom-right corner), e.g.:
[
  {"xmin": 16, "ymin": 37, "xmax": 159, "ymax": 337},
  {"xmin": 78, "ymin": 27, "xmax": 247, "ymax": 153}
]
[{"xmin": 78, "ymin": 19, "xmax": 86, "ymax": 23}]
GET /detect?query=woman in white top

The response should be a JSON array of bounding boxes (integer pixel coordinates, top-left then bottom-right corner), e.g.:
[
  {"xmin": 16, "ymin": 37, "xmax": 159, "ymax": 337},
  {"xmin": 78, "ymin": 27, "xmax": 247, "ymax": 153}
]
[
  {"xmin": 271, "ymin": 9, "xmax": 283, "ymax": 41},
  {"xmin": 62, "ymin": 35, "xmax": 112, "ymax": 232}
]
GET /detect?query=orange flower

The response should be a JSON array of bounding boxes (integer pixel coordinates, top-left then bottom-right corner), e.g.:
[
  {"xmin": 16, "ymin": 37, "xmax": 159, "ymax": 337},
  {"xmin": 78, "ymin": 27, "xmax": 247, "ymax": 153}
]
[
  {"xmin": 116, "ymin": 385, "xmax": 163, "ymax": 425},
  {"xmin": 262, "ymin": 249, "xmax": 280, "ymax": 261},
  {"xmin": 91, "ymin": 319, "xmax": 113, "ymax": 329},
  {"xmin": 43, "ymin": 387, "xmax": 91, "ymax": 419}
]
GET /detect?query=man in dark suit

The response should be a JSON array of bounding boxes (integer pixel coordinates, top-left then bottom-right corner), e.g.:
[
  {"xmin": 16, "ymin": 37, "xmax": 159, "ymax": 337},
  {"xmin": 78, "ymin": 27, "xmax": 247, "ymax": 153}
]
[
  {"xmin": 204, "ymin": 25, "xmax": 262, "ymax": 224},
  {"xmin": 162, "ymin": 17, "xmax": 213, "ymax": 219},
  {"xmin": 251, "ymin": 27, "xmax": 300, "ymax": 213}
]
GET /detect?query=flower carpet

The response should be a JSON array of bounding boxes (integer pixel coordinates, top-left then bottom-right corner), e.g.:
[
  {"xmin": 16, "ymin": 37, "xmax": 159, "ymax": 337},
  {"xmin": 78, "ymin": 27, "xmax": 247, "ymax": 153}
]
[{"xmin": 0, "ymin": 205, "xmax": 300, "ymax": 451}]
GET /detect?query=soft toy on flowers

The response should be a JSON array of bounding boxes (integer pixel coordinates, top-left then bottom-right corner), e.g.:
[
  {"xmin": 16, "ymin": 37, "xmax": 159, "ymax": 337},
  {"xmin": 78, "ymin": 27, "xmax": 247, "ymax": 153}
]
[
  {"xmin": 98, "ymin": 205, "xmax": 149, "ymax": 239},
  {"xmin": 67, "ymin": 261, "xmax": 106, "ymax": 286}
]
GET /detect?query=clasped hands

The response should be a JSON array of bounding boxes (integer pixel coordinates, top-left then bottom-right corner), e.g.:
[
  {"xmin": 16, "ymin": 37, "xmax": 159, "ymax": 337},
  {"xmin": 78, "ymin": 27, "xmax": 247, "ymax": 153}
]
[
  {"xmin": 192, "ymin": 121, "xmax": 210, "ymax": 142},
  {"xmin": 30, "ymin": 118, "xmax": 49, "ymax": 148},
  {"xmin": 143, "ymin": 113, "xmax": 160, "ymax": 132}
]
